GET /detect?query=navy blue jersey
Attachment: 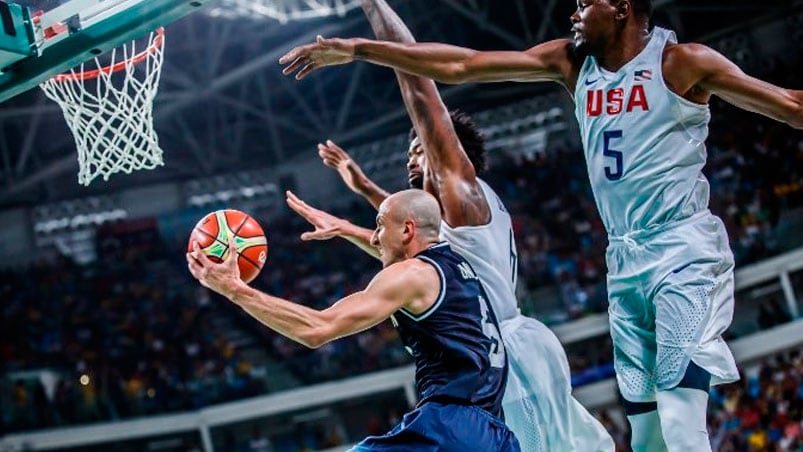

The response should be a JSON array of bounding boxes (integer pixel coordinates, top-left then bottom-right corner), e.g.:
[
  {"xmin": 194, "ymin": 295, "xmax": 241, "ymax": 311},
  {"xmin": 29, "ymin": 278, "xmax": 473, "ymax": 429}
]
[{"xmin": 392, "ymin": 242, "xmax": 508, "ymax": 417}]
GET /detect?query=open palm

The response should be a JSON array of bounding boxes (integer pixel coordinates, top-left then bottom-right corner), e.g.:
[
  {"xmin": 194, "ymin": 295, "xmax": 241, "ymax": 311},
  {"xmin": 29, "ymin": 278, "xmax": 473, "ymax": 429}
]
[
  {"xmin": 285, "ymin": 190, "xmax": 346, "ymax": 241},
  {"xmin": 280, "ymin": 36, "xmax": 355, "ymax": 79}
]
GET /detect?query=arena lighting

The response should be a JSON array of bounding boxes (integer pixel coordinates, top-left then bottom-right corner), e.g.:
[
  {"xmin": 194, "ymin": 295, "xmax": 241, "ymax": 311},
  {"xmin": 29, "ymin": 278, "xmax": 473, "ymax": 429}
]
[
  {"xmin": 208, "ymin": 0, "xmax": 362, "ymax": 23},
  {"xmin": 186, "ymin": 184, "xmax": 278, "ymax": 207},
  {"xmin": 184, "ymin": 171, "xmax": 279, "ymax": 207},
  {"xmin": 33, "ymin": 197, "xmax": 128, "ymax": 235}
]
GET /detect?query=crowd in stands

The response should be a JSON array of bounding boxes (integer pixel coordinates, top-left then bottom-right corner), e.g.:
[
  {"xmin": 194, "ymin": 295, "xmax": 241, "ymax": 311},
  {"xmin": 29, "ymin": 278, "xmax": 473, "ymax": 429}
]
[
  {"xmin": 1, "ymin": 61, "xmax": 801, "ymax": 452},
  {"xmin": 1, "ymin": 220, "xmax": 268, "ymax": 432},
  {"xmin": 708, "ymin": 350, "xmax": 803, "ymax": 451},
  {"xmin": 589, "ymin": 350, "xmax": 803, "ymax": 452}
]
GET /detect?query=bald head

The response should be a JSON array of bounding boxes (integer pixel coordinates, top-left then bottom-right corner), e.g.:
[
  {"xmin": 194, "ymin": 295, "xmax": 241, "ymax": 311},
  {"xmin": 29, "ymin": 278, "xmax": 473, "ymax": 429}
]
[{"xmin": 382, "ymin": 189, "xmax": 441, "ymax": 239}]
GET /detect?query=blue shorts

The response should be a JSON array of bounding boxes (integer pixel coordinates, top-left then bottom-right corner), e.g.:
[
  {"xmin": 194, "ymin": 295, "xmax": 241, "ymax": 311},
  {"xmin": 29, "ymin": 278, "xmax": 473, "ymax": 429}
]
[{"xmin": 350, "ymin": 402, "xmax": 520, "ymax": 451}]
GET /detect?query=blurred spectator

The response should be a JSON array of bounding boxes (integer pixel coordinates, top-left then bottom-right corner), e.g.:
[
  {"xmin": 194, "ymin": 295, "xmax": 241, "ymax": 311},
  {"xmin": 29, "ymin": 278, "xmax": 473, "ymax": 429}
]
[
  {"xmin": 248, "ymin": 426, "xmax": 273, "ymax": 452},
  {"xmin": 758, "ymin": 297, "xmax": 793, "ymax": 330},
  {"xmin": 707, "ymin": 350, "xmax": 803, "ymax": 451}
]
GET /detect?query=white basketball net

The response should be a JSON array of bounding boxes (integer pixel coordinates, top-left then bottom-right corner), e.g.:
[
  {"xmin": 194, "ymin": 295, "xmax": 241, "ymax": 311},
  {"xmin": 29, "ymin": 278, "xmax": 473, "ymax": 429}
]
[{"xmin": 39, "ymin": 29, "xmax": 165, "ymax": 186}]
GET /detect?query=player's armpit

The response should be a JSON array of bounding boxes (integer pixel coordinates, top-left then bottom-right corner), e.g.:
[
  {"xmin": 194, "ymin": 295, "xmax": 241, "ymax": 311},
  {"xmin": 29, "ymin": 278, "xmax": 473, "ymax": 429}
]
[{"xmin": 431, "ymin": 171, "xmax": 491, "ymax": 228}]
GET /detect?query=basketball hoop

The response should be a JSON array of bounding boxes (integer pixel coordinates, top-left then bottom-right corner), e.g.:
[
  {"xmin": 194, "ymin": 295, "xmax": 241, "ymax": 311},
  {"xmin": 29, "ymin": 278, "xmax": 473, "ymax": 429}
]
[{"xmin": 39, "ymin": 28, "xmax": 166, "ymax": 186}]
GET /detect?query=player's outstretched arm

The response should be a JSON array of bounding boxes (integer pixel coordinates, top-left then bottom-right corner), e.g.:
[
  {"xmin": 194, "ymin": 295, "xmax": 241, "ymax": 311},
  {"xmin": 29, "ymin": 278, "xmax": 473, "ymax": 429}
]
[
  {"xmin": 361, "ymin": 0, "xmax": 488, "ymax": 227},
  {"xmin": 318, "ymin": 140, "xmax": 389, "ymax": 210},
  {"xmin": 279, "ymin": 35, "xmax": 575, "ymax": 85},
  {"xmin": 674, "ymin": 43, "xmax": 803, "ymax": 129},
  {"xmin": 285, "ymin": 190, "xmax": 381, "ymax": 260},
  {"xmin": 188, "ymin": 241, "xmax": 437, "ymax": 348}
]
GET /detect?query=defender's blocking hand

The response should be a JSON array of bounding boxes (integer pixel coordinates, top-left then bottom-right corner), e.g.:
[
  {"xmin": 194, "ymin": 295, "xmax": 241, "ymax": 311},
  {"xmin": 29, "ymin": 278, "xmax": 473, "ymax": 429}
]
[
  {"xmin": 318, "ymin": 140, "xmax": 373, "ymax": 196},
  {"xmin": 285, "ymin": 190, "xmax": 347, "ymax": 241},
  {"xmin": 280, "ymin": 36, "xmax": 357, "ymax": 79}
]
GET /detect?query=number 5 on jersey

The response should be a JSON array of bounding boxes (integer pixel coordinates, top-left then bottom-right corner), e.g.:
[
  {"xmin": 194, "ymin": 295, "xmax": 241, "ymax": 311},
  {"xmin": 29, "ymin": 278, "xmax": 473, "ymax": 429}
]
[
  {"xmin": 603, "ymin": 130, "xmax": 624, "ymax": 181},
  {"xmin": 478, "ymin": 295, "xmax": 506, "ymax": 368}
]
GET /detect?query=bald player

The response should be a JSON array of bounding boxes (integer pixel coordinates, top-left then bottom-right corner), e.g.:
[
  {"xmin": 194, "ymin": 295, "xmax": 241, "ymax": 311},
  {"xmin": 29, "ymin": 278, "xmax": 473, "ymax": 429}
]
[{"xmin": 187, "ymin": 189, "xmax": 520, "ymax": 451}]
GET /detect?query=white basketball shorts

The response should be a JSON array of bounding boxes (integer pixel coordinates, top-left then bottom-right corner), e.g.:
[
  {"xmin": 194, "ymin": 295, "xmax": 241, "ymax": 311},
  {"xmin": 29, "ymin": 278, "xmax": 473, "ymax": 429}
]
[
  {"xmin": 606, "ymin": 210, "xmax": 740, "ymax": 403},
  {"xmin": 501, "ymin": 314, "xmax": 614, "ymax": 451}
]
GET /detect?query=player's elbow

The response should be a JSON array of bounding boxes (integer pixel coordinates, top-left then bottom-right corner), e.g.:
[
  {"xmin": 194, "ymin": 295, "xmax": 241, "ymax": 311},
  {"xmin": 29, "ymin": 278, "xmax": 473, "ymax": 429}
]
[
  {"xmin": 778, "ymin": 91, "xmax": 803, "ymax": 129},
  {"xmin": 296, "ymin": 318, "xmax": 335, "ymax": 349},
  {"xmin": 789, "ymin": 100, "xmax": 803, "ymax": 129},
  {"xmin": 436, "ymin": 63, "xmax": 470, "ymax": 84},
  {"xmin": 297, "ymin": 327, "xmax": 331, "ymax": 349}
]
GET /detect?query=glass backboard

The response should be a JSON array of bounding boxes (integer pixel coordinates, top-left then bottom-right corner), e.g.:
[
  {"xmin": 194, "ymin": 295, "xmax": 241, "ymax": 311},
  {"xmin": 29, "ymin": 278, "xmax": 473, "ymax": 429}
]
[{"xmin": 0, "ymin": 0, "xmax": 210, "ymax": 103}]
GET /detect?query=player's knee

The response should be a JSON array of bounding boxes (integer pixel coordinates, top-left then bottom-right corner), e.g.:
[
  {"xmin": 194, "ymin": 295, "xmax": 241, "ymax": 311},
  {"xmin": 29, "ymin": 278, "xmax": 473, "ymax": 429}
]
[
  {"xmin": 622, "ymin": 398, "xmax": 657, "ymax": 417},
  {"xmin": 675, "ymin": 361, "xmax": 711, "ymax": 392},
  {"xmin": 626, "ymin": 408, "xmax": 666, "ymax": 452},
  {"xmin": 657, "ymin": 411, "xmax": 710, "ymax": 452}
]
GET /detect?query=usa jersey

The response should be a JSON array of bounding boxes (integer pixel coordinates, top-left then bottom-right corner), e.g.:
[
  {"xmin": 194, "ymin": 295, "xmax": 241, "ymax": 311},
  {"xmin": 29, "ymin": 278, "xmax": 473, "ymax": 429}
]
[
  {"xmin": 393, "ymin": 242, "xmax": 508, "ymax": 417},
  {"xmin": 440, "ymin": 179, "xmax": 519, "ymax": 322},
  {"xmin": 574, "ymin": 27, "xmax": 711, "ymax": 236}
]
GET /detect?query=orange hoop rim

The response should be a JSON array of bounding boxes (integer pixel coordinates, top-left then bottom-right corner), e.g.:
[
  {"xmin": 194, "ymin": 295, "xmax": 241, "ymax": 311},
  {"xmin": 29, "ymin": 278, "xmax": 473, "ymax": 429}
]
[{"xmin": 50, "ymin": 28, "xmax": 165, "ymax": 82}]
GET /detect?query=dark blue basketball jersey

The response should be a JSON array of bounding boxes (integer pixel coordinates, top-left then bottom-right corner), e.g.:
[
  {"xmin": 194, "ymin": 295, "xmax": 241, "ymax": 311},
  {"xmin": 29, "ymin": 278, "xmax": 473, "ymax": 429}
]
[{"xmin": 392, "ymin": 242, "xmax": 508, "ymax": 417}]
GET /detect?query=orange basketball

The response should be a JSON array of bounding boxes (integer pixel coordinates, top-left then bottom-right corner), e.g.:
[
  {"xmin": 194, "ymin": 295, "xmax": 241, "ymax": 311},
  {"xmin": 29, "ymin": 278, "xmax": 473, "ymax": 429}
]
[{"xmin": 188, "ymin": 209, "xmax": 268, "ymax": 283}]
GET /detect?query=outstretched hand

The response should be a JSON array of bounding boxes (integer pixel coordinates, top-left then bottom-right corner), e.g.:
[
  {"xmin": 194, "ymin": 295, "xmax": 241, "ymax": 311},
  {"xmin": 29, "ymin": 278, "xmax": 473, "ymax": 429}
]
[
  {"xmin": 279, "ymin": 36, "xmax": 356, "ymax": 80},
  {"xmin": 186, "ymin": 236, "xmax": 243, "ymax": 299},
  {"xmin": 318, "ymin": 140, "xmax": 373, "ymax": 196},
  {"xmin": 286, "ymin": 190, "xmax": 347, "ymax": 241}
]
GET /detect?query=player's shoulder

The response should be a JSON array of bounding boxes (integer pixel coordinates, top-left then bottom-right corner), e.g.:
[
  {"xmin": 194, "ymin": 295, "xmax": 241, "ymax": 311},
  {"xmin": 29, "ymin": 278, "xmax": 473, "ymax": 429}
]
[
  {"xmin": 524, "ymin": 38, "xmax": 575, "ymax": 54},
  {"xmin": 525, "ymin": 38, "xmax": 584, "ymax": 67},
  {"xmin": 663, "ymin": 42, "xmax": 718, "ymax": 66},
  {"xmin": 380, "ymin": 258, "xmax": 441, "ymax": 289},
  {"xmin": 525, "ymin": 38, "xmax": 587, "ymax": 90},
  {"xmin": 376, "ymin": 257, "xmax": 444, "ymax": 308}
]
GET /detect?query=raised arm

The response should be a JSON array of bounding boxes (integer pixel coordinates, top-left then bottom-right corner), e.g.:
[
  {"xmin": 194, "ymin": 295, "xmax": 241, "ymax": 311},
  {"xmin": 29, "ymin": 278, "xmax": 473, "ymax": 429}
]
[
  {"xmin": 666, "ymin": 43, "xmax": 803, "ymax": 129},
  {"xmin": 317, "ymin": 140, "xmax": 389, "ymax": 210},
  {"xmin": 187, "ymin": 238, "xmax": 439, "ymax": 348},
  {"xmin": 358, "ymin": 38, "xmax": 577, "ymax": 85},
  {"xmin": 360, "ymin": 0, "xmax": 486, "ymax": 227},
  {"xmin": 279, "ymin": 35, "xmax": 577, "ymax": 86},
  {"xmin": 285, "ymin": 190, "xmax": 381, "ymax": 260}
]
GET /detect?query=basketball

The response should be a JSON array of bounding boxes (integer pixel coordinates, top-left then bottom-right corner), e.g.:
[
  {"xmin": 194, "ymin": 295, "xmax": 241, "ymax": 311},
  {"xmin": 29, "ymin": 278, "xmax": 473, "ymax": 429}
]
[{"xmin": 188, "ymin": 209, "xmax": 268, "ymax": 283}]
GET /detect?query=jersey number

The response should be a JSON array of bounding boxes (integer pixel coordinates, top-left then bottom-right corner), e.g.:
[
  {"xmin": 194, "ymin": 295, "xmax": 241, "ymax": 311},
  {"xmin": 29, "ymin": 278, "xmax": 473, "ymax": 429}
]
[
  {"xmin": 603, "ymin": 130, "xmax": 624, "ymax": 181},
  {"xmin": 509, "ymin": 228, "xmax": 518, "ymax": 285},
  {"xmin": 479, "ymin": 295, "xmax": 506, "ymax": 369}
]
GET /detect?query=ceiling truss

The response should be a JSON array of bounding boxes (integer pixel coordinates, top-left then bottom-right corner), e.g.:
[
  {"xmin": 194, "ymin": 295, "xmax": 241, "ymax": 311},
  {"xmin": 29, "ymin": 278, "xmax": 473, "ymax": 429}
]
[{"xmin": 0, "ymin": 0, "xmax": 799, "ymax": 206}]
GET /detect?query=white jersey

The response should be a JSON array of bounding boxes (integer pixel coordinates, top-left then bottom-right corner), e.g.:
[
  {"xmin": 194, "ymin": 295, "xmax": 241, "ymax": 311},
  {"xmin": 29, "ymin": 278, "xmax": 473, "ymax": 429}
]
[
  {"xmin": 441, "ymin": 178, "xmax": 615, "ymax": 451},
  {"xmin": 573, "ymin": 27, "xmax": 712, "ymax": 237},
  {"xmin": 439, "ymin": 178, "xmax": 519, "ymax": 322}
]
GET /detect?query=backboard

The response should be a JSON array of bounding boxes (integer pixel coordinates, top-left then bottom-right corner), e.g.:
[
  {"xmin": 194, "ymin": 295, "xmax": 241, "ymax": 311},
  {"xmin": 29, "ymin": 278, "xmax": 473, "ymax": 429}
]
[{"xmin": 0, "ymin": 0, "xmax": 210, "ymax": 103}]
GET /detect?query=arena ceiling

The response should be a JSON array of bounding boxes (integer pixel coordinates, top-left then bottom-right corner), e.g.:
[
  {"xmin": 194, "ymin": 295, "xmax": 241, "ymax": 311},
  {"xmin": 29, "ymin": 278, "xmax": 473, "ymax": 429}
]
[{"xmin": 0, "ymin": 0, "xmax": 800, "ymax": 208}]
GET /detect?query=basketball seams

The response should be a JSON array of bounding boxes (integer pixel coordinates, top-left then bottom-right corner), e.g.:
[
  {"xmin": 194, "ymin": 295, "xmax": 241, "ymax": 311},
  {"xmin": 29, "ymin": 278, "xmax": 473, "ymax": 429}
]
[
  {"xmin": 237, "ymin": 250, "xmax": 263, "ymax": 270},
  {"xmin": 230, "ymin": 211, "xmax": 250, "ymax": 235},
  {"xmin": 191, "ymin": 209, "xmax": 267, "ymax": 283},
  {"xmin": 229, "ymin": 212, "xmax": 266, "ymax": 270},
  {"xmin": 193, "ymin": 226, "xmax": 219, "ymax": 244}
]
